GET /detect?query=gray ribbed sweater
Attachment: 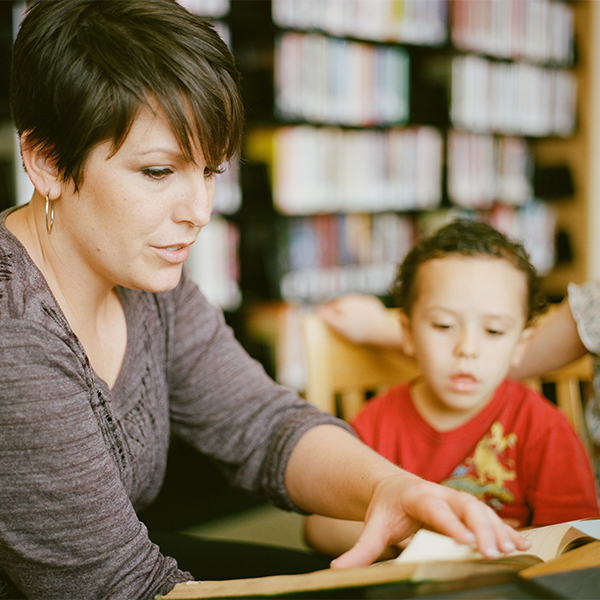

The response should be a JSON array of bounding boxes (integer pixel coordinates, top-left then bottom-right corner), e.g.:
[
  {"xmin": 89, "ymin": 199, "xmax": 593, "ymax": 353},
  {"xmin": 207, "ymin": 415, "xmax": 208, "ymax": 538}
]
[{"xmin": 0, "ymin": 208, "xmax": 346, "ymax": 599}]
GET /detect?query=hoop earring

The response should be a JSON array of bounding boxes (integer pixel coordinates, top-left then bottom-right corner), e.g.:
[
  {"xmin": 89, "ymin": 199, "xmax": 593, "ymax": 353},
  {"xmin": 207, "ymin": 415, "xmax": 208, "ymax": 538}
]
[{"xmin": 45, "ymin": 193, "xmax": 54, "ymax": 234}]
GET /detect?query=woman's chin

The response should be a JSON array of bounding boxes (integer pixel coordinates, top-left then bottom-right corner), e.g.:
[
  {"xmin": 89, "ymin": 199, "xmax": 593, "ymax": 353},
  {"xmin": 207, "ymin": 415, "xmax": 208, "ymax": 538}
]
[{"xmin": 130, "ymin": 267, "xmax": 184, "ymax": 294}]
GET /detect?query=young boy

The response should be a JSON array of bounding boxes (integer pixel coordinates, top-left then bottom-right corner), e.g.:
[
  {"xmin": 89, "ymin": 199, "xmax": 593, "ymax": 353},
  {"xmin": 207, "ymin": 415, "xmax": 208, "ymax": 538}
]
[{"xmin": 305, "ymin": 219, "xmax": 599, "ymax": 559}]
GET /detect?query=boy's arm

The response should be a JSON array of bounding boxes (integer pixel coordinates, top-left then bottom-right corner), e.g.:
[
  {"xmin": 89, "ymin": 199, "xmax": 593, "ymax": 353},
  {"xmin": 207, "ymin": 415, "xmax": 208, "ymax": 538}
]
[
  {"xmin": 304, "ymin": 515, "xmax": 366, "ymax": 559},
  {"xmin": 316, "ymin": 294, "xmax": 403, "ymax": 348},
  {"xmin": 509, "ymin": 299, "xmax": 588, "ymax": 380},
  {"xmin": 304, "ymin": 514, "xmax": 401, "ymax": 560}
]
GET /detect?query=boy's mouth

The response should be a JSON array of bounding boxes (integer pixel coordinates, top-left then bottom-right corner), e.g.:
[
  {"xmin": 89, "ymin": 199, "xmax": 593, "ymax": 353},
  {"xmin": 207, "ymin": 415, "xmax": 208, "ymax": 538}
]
[{"xmin": 448, "ymin": 372, "xmax": 478, "ymax": 393}]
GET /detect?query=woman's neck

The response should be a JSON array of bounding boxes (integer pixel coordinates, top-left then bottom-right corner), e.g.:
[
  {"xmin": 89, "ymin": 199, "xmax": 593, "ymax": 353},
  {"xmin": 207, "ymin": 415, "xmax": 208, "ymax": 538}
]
[{"xmin": 5, "ymin": 203, "xmax": 128, "ymax": 388}]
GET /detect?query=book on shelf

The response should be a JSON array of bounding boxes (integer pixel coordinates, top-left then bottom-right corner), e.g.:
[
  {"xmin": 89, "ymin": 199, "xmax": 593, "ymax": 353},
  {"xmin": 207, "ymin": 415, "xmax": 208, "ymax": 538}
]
[
  {"xmin": 450, "ymin": 54, "xmax": 576, "ymax": 137},
  {"xmin": 270, "ymin": 125, "xmax": 443, "ymax": 214},
  {"xmin": 275, "ymin": 31, "xmax": 410, "ymax": 126},
  {"xmin": 271, "ymin": 0, "xmax": 448, "ymax": 47},
  {"xmin": 451, "ymin": 0, "xmax": 574, "ymax": 65},
  {"xmin": 159, "ymin": 519, "xmax": 600, "ymax": 599}
]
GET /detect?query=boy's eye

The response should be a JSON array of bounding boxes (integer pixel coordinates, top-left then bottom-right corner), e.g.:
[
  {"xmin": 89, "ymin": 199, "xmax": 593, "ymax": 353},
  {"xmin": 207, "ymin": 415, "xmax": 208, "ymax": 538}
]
[
  {"xmin": 486, "ymin": 328, "xmax": 505, "ymax": 336},
  {"xmin": 433, "ymin": 323, "xmax": 452, "ymax": 330},
  {"xmin": 142, "ymin": 166, "xmax": 173, "ymax": 179}
]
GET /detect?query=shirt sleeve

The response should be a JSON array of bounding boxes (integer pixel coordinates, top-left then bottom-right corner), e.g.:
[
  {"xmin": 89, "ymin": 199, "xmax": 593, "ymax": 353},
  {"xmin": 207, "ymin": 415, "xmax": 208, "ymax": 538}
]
[
  {"xmin": 568, "ymin": 281, "xmax": 600, "ymax": 354},
  {"xmin": 568, "ymin": 280, "xmax": 600, "ymax": 453},
  {"xmin": 166, "ymin": 270, "xmax": 354, "ymax": 512},
  {"xmin": 0, "ymin": 319, "xmax": 190, "ymax": 600}
]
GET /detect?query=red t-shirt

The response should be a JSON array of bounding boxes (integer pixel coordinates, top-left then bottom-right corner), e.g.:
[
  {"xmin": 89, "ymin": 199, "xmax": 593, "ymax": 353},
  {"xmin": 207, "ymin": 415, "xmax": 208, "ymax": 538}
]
[{"xmin": 352, "ymin": 379, "xmax": 599, "ymax": 527}]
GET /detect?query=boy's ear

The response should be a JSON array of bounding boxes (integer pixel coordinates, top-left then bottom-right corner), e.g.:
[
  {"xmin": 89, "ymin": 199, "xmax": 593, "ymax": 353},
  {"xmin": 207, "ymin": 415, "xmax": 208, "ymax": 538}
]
[
  {"xmin": 399, "ymin": 312, "xmax": 416, "ymax": 358},
  {"xmin": 510, "ymin": 326, "xmax": 534, "ymax": 368},
  {"xmin": 20, "ymin": 132, "xmax": 62, "ymax": 199}
]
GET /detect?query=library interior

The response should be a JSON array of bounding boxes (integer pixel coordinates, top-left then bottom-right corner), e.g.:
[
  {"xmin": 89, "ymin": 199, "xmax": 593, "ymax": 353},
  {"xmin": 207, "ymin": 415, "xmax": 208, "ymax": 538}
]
[{"xmin": 1, "ymin": 1, "xmax": 600, "ymax": 598}]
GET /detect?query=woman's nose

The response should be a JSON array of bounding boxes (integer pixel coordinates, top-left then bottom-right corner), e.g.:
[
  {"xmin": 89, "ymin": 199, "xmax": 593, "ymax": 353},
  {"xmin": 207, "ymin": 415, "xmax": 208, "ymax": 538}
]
[{"xmin": 173, "ymin": 173, "xmax": 214, "ymax": 228}]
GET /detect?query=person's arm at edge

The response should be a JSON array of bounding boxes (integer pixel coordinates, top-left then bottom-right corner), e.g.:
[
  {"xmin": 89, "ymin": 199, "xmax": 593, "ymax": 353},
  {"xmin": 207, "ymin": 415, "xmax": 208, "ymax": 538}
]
[
  {"xmin": 316, "ymin": 294, "xmax": 404, "ymax": 348},
  {"xmin": 285, "ymin": 424, "xmax": 529, "ymax": 568},
  {"xmin": 509, "ymin": 298, "xmax": 588, "ymax": 380}
]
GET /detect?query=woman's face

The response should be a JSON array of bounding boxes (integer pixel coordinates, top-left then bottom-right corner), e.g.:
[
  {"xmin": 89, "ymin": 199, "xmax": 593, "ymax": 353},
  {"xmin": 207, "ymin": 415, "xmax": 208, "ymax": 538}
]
[{"xmin": 55, "ymin": 103, "xmax": 216, "ymax": 294}]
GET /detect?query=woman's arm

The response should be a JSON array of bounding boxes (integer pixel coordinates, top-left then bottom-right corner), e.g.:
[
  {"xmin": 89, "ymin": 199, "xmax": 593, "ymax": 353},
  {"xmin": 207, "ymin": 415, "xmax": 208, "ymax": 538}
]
[
  {"xmin": 286, "ymin": 425, "xmax": 529, "ymax": 567},
  {"xmin": 509, "ymin": 299, "xmax": 588, "ymax": 380}
]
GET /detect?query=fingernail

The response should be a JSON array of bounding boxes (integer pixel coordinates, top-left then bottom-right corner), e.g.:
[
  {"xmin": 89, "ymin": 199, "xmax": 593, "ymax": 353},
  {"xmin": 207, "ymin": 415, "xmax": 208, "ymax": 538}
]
[
  {"xmin": 464, "ymin": 532, "xmax": 476, "ymax": 544},
  {"xmin": 503, "ymin": 542, "xmax": 515, "ymax": 554},
  {"xmin": 485, "ymin": 548, "xmax": 500, "ymax": 559}
]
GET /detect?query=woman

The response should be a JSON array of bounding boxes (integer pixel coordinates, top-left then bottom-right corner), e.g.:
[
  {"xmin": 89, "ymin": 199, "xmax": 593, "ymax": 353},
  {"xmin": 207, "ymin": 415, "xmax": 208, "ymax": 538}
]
[{"xmin": 0, "ymin": 1, "xmax": 526, "ymax": 598}]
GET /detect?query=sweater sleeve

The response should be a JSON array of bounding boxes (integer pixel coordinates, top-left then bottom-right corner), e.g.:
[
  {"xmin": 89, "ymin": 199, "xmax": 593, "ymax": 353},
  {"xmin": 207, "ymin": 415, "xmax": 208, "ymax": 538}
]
[
  {"xmin": 0, "ymin": 320, "xmax": 190, "ymax": 600},
  {"xmin": 166, "ymin": 271, "xmax": 354, "ymax": 511}
]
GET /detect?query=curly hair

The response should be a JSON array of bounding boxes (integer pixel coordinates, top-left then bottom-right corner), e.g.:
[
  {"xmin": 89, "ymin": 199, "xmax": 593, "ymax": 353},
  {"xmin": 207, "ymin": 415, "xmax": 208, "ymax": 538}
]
[{"xmin": 390, "ymin": 218, "xmax": 547, "ymax": 325}]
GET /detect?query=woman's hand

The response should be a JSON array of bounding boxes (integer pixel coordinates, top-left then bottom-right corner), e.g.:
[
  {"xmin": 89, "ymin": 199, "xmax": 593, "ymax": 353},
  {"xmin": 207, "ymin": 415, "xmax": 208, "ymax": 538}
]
[
  {"xmin": 330, "ymin": 473, "xmax": 529, "ymax": 569},
  {"xmin": 287, "ymin": 426, "xmax": 529, "ymax": 569}
]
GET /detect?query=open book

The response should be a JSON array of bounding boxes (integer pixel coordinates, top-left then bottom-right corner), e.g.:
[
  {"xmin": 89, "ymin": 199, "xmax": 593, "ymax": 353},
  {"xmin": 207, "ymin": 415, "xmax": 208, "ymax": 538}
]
[
  {"xmin": 159, "ymin": 519, "xmax": 600, "ymax": 599},
  {"xmin": 396, "ymin": 518, "xmax": 600, "ymax": 565}
]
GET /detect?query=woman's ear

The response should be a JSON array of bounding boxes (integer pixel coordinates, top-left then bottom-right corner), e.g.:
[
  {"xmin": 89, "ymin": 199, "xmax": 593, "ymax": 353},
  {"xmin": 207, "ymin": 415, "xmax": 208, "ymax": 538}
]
[
  {"xmin": 19, "ymin": 132, "xmax": 62, "ymax": 199},
  {"xmin": 510, "ymin": 326, "xmax": 534, "ymax": 368},
  {"xmin": 399, "ymin": 312, "xmax": 416, "ymax": 357}
]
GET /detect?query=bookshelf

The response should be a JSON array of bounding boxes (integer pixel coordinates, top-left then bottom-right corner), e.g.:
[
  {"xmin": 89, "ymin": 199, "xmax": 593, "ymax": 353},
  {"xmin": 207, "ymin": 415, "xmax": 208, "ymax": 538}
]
[
  {"xmin": 238, "ymin": 0, "xmax": 575, "ymax": 300},
  {"xmin": 535, "ymin": 0, "xmax": 594, "ymax": 299},
  {"xmin": 230, "ymin": 0, "xmax": 588, "ymax": 388},
  {"xmin": 1, "ymin": 0, "xmax": 594, "ymax": 367}
]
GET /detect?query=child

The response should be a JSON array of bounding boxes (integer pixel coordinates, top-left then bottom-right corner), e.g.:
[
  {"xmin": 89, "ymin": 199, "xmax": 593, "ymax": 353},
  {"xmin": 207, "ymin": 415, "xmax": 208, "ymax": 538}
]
[{"xmin": 304, "ymin": 219, "xmax": 599, "ymax": 559}]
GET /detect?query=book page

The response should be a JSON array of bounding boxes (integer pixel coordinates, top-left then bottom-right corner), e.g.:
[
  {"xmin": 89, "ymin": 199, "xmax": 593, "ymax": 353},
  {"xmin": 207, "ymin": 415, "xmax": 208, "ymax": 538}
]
[
  {"xmin": 568, "ymin": 518, "xmax": 600, "ymax": 540},
  {"xmin": 516, "ymin": 519, "xmax": 600, "ymax": 561},
  {"xmin": 514, "ymin": 523, "xmax": 574, "ymax": 562},
  {"xmin": 396, "ymin": 520, "xmax": 600, "ymax": 565},
  {"xmin": 396, "ymin": 525, "xmax": 568, "ymax": 563},
  {"xmin": 395, "ymin": 529, "xmax": 483, "ymax": 563}
]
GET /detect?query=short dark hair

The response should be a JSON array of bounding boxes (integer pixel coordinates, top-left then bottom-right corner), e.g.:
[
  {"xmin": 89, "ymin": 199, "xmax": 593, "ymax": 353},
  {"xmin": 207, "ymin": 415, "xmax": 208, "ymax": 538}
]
[
  {"xmin": 390, "ymin": 219, "xmax": 547, "ymax": 325},
  {"xmin": 10, "ymin": 0, "xmax": 244, "ymax": 190}
]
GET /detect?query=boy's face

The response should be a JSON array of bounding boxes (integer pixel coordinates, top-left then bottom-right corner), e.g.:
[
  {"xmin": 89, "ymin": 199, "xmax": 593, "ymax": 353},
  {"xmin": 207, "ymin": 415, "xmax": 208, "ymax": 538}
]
[{"xmin": 401, "ymin": 255, "xmax": 531, "ymax": 430}]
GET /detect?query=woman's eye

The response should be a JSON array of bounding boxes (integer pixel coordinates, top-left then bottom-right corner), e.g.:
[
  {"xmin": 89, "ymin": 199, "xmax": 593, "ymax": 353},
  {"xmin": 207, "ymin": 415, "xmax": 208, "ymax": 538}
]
[{"xmin": 142, "ymin": 166, "xmax": 173, "ymax": 180}]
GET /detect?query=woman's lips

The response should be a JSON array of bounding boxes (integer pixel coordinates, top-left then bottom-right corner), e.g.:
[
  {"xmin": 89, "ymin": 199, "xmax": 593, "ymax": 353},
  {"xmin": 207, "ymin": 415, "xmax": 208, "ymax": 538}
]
[{"xmin": 153, "ymin": 244, "xmax": 191, "ymax": 264}]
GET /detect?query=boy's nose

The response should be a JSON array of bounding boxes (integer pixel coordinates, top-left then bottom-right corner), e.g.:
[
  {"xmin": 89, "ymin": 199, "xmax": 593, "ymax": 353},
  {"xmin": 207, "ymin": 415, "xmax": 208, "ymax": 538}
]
[{"xmin": 455, "ymin": 329, "xmax": 478, "ymax": 358}]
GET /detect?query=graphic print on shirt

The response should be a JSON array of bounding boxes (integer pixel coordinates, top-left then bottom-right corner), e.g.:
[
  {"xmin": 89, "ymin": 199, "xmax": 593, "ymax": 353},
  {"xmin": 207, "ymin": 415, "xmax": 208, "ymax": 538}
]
[{"xmin": 441, "ymin": 421, "xmax": 517, "ymax": 511}]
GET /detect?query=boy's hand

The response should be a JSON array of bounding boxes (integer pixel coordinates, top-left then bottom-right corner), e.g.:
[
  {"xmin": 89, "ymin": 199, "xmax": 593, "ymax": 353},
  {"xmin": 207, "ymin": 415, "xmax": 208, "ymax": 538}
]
[{"xmin": 330, "ymin": 474, "xmax": 530, "ymax": 569}]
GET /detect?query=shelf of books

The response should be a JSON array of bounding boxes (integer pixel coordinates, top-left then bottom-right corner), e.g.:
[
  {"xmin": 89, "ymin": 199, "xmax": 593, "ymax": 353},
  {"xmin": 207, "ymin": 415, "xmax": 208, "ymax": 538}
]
[
  {"xmin": 235, "ymin": 0, "xmax": 581, "ymax": 389},
  {"xmin": 244, "ymin": 0, "xmax": 574, "ymax": 303}
]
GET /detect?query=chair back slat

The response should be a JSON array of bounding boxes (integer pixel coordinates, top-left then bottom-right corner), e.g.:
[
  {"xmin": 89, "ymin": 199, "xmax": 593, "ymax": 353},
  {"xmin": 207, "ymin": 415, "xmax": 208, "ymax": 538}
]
[{"xmin": 302, "ymin": 312, "xmax": 419, "ymax": 418}]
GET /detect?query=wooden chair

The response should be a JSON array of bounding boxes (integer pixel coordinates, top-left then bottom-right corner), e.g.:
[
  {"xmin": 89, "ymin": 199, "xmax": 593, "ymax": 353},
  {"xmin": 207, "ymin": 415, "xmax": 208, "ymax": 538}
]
[
  {"xmin": 302, "ymin": 310, "xmax": 594, "ymax": 456},
  {"xmin": 525, "ymin": 354, "xmax": 593, "ymax": 457}
]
